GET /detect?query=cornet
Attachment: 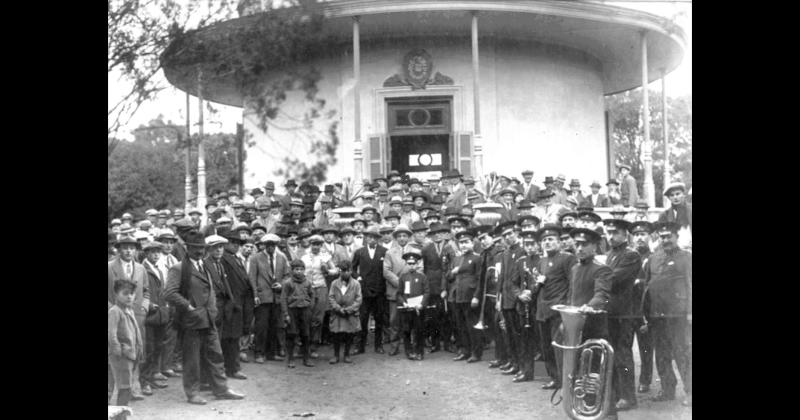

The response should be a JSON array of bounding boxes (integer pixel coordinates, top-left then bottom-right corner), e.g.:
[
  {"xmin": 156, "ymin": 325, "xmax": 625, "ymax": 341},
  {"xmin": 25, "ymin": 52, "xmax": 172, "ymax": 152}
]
[{"xmin": 551, "ymin": 304, "xmax": 614, "ymax": 420}]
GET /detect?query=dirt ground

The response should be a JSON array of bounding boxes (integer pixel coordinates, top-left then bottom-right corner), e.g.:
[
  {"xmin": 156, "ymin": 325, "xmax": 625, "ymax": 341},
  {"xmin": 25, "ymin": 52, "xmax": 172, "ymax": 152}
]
[{"xmin": 128, "ymin": 337, "xmax": 690, "ymax": 420}]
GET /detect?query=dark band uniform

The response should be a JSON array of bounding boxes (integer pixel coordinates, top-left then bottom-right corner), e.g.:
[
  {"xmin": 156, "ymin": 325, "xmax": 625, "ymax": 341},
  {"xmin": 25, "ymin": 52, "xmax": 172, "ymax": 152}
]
[
  {"xmin": 535, "ymin": 226, "xmax": 577, "ymax": 386},
  {"xmin": 498, "ymin": 233, "xmax": 524, "ymax": 371},
  {"xmin": 603, "ymin": 219, "xmax": 643, "ymax": 405},
  {"xmin": 515, "ymin": 240, "xmax": 541, "ymax": 380},
  {"xmin": 476, "ymin": 236, "xmax": 506, "ymax": 365},
  {"xmin": 447, "ymin": 235, "xmax": 483, "ymax": 359}
]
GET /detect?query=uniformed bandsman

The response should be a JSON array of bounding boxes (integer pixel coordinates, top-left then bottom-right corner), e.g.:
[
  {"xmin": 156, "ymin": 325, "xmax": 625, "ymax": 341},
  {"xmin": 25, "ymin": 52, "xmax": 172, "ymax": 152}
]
[
  {"xmin": 447, "ymin": 229, "xmax": 483, "ymax": 362},
  {"xmin": 496, "ymin": 221, "xmax": 524, "ymax": 376},
  {"xmin": 512, "ymin": 230, "xmax": 541, "ymax": 383},
  {"xmin": 630, "ymin": 221, "xmax": 655, "ymax": 394},
  {"xmin": 603, "ymin": 219, "xmax": 643, "ymax": 412}
]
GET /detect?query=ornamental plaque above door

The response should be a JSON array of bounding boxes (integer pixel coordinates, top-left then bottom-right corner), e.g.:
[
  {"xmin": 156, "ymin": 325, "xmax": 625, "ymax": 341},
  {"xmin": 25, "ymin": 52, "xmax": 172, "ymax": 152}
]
[{"xmin": 383, "ymin": 49, "xmax": 454, "ymax": 89}]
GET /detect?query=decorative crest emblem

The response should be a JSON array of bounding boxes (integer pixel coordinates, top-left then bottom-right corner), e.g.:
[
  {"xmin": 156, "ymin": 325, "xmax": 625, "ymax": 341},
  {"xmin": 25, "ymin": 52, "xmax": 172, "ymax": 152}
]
[{"xmin": 383, "ymin": 49, "xmax": 454, "ymax": 89}]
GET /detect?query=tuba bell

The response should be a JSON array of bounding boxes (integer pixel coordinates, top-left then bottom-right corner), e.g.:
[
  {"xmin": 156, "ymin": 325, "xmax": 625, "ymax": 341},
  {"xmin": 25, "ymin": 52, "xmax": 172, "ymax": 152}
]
[{"xmin": 551, "ymin": 305, "xmax": 615, "ymax": 420}]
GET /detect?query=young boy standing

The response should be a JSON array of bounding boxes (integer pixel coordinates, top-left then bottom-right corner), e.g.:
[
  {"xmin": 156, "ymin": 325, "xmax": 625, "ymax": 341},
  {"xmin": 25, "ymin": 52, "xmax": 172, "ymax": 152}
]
[
  {"xmin": 281, "ymin": 259, "xmax": 315, "ymax": 368},
  {"xmin": 397, "ymin": 248, "xmax": 429, "ymax": 361},
  {"xmin": 108, "ymin": 279, "xmax": 144, "ymax": 406},
  {"xmin": 327, "ymin": 261, "xmax": 362, "ymax": 364}
]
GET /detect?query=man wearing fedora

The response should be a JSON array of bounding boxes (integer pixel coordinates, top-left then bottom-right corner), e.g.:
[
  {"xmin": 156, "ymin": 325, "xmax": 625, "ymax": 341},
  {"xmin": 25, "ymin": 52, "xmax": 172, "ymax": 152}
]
[
  {"xmin": 249, "ymin": 234, "xmax": 291, "ymax": 363},
  {"xmin": 279, "ymin": 180, "xmax": 299, "ymax": 210},
  {"xmin": 164, "ymin": 231, "xmax": 245, "ymax": 405},
  {"xmin": 352, "ymin": 225, "xmax": 389, "ymax": 354},
  {"xmin": 382, "ymin": 224, "xmax": 417, "ymax": 356},
  {"xmin": 533, "ymin": 189, "xmax": 567, "ymax": 225},
  {"xmin": 442, "ymin": 169, "xmax": 466, "ymax": 211},
  {"xmin": 108, "ymin": 235, "xmax": 150, "ymax": 399},
  {"xmin": 617, "ymin": 164, "xmax": 640, "ymax": 207},
  {"xmin": 552, "ymin": 175, "xmax": 570, "ymax": 206},
  {"xmin": 219, "ymin": 232, "xmax": 255, "ymax": 379},
  {"xmin": 521, "ymin": 170, "xmax": 541, "ymax": 203}
]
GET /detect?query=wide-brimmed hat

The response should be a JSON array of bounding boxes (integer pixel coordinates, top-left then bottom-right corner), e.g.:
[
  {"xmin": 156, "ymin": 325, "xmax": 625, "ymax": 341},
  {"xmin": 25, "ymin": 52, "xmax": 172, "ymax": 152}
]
[
  {"xmin": 307, "ymin": 234, "xmax": 325, "ymax": 244},
  {"xmin": 363, "ymin": 225, "xmax": 382, "ymax": 237},
  {"xmin": 320, "ymin": 225, "xmax": 339, "ymax": 235},
  {"xmin": 663, "ymin": 182, "xmax": 686, "ymax": 196},
  {"xmin": 410, "ymin": 221, "xmax": 428, "ymax": 232},
  {"xmin": 142, "ymin": 241, "xmax": 164, "ymax": 252},
  {"xmin": 392, "ymin": 224, "xmax": 413, "ymax": 237},
  {"xmin": 428, "ymin": 222, "xmax": 450, "ymax": 234},
  {"xmin": 442, "ymin": 169, "xmax": 461, "ymax": 179},
  {"xmin": 183, "ymin": 231, "xmax": 207, "ymax": 247},
  {"xmin": 114, "ymin": 235, "xmax": 139, "ymax": 248}
]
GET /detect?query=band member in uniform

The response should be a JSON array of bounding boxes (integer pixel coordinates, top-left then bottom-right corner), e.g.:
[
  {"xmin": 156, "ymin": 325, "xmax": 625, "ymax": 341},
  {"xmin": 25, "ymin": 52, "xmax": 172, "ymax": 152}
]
[
  {"xmin": 421, "ymin": 222, "xmax": 457, "ymax": 353},
  {"xmin": 630, "ymin": 221, "xmax": 655, "ymax": 394},
  {"xmin": 513, "ymin": 230, "xmax": 541, "ymax": 383},
  {"xmin": 603, "ymin": 219, "xmax": 643, "ymax": 411},
  {"xmin": 534, "ymin": 224, "xmax": 577, "ymax": 390},
  {"xmin": 641, "ymin": 222, "xmax": 692, "ymax": 407},
  {"xmin": 475, "ymin": 225, "xmax": 506, "ymax": 369},
  {"xmin": 447, "ymin": 229, "xmax": 483, "ymax": 362},
  {"xmin": 567, "ymin": 227, "xmax": 616, "ymax": 420},
  {"xmin": 397, "ymin": 248, "xmax": 429, "ymax": 360},
  {"xmin": 496, "ymin": 221, "xmax": 524, "ymax": 376}
]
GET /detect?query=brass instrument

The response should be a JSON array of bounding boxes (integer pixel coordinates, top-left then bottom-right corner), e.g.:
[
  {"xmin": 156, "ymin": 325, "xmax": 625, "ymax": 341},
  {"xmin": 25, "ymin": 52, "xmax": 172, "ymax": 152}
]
[
  {"xmin": 474, "ymin": 267, "xmax": 496, "ymax": 330},
  {"xmin": 521, "ymin": 261, "xmax": 532, "ymax": 328},
  {"xmin": 551, "ymin": 304, "xmax": 615, "ymax": 420}
]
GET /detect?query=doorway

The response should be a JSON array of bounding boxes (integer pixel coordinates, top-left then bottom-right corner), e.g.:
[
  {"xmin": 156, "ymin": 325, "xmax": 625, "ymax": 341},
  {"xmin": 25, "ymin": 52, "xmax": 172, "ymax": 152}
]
[{"xmin": 386, "ymin": 96, "xmax": 452, "ymax": 178}]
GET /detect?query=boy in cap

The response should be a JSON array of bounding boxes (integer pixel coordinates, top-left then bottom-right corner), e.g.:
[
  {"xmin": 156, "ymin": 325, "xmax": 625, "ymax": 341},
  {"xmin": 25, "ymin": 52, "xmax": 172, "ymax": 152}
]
[
  {"xmin": 327, "ymin": 260, "xmax": 362, "ymax": 364},
  {"xmin": 397, "ymin": 248, "xmax": 429, "ymax": 360},
  {"xmin": 108, "ymin": 235, "xmax": 149, "ymax": 399},
  {"xmin": 301, "ymin": 235, "xmax": 338, "ymax": 358},
  {"xmin": 641, "ymin": 222, "xmax": 692, "ymax": 406},
  {"xmin": 108, "ymin": 279, "xmax": 144, "ymax": 406},
  {"xmin": 281, "ymin": 259, "xmax": 315, "ymax": 368}
]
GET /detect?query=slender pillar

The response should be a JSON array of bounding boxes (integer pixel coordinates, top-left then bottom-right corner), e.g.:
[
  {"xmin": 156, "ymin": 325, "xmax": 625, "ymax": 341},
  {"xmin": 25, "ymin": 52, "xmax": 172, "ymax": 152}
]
[
  {"xmin": 641, "ymin": 31, "xmax": 655, "ymax": 208},
  {"xmin": 196, "ymin": 70, "xmax": 207, "ymax": 218},
  {"xmin": 352, "ymin": 16, "xmax": 363, "ymax": 181},
  {"xmin": 471, "ymin": 11, "xmax": 483, "ymax": 176},
  {"xmin": 661, "ymin": 68, "xmax": 670, "ymax": 193},
  {"xmin": 185, "ymin": 92, "xmax": 192, "ymax": 212}
]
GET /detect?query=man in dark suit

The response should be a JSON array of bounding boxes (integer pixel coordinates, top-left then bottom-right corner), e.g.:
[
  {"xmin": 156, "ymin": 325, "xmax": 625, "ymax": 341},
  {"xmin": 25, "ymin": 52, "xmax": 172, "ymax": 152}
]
[
  {"xmin": 203, "ymin": 235, "xmax": 244, "ymax": 381},
  {"xmin": 164, "ymin": 231, "xmax": 244, "ymax": 405},
  {"xmin": 617, "ymin": 164, "xmax": 640, "ymax": 207},
  {"xmin": 630, "ymin": 221, "xmax": 655, "ymax": 394},
  {"xmin": 421, "ymin": 222, "xmax": 457, "ymax": 352},
  {"xmin": 642, "ymin": 222, "xmax": 692, "ymax": 407},
  {"xmin": 658, "ymin": 182, "xmax": 692, "ymax": 235},
  {"xmin": 497, "ymin": 188, "xmax": 519, "ymax": 223},
  {"xmin": 602, "ymin": 219, "xmax": 643, "ymax": 411},
  {"xmin": 584, "ymin": 181, "xmax": 610, "ymax": 208},
  {"xmin": 249, "ymin": 234, "xmax": 291, "ymax": 363},
  {"xmin": 278, "ymin": 180, "xmax": 298, "ymax": 210},
  {"xmin": 496, "ymin": 221, "xmax": 524, "ymax": 376},
  {"xmin": 447, "ymin": 229, "xmax": 483, "ymax": 362},
  {"xmin": 219, "ymin": 232, "xmax": 255, "ymax": 380},
  {"xmin": 352, "ymin": 226, "xmax": 388, "ymax": 354},
  {"xmin": 521, "ymin": 170, "xmax": 541, "ymax": 203}
]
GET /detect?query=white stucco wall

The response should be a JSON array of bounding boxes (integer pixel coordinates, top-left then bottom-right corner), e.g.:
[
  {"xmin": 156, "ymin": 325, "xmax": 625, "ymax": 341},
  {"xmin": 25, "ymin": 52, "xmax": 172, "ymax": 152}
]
[{"xmin": 242, "ymin": 36, "xmax": 608, "ymax": 189}]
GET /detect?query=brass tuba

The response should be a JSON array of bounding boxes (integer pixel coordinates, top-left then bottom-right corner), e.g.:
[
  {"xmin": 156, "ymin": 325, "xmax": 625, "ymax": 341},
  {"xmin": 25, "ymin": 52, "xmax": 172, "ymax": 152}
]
[{"xmin": 551, "ymin": 305, "xmax": 615, "ymax": 420}]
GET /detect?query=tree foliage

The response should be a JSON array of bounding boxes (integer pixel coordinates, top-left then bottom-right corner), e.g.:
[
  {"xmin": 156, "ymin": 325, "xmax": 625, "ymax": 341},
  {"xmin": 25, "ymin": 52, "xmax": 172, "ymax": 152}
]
[
  {"xmin": 606, "ymin": 90, "xmax": 692, "ymax": 207},
  {"xmin": 108, "ymin": 116, "xmax": 242, "ymax": 220},
  {"xmin": 110, "ymin": 0, "xmax": 340, "ymax": 183}
]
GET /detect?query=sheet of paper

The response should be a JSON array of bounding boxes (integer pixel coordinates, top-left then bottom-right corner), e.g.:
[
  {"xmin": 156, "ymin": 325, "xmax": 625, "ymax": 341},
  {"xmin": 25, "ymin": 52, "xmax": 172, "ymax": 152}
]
[{"xmin": 404, "ymin": 295, "xmax": 423, "ymax": 308}]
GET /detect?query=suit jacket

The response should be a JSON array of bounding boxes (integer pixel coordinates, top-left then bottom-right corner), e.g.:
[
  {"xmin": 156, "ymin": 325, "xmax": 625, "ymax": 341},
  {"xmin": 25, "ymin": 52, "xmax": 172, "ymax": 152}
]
[
  {"xmin": 143, "ymin": 260, "xmax": 170, "ymax": 326},
  {"xmin": 383, "ymin": 245, "xmax": 414, "ymax": 301},
  {"xmin": 444, "ymin": 184, "xmax": 467, "ymax": 210},
  {"xmin": 108, "ymin": 257, "xmax": 148, "ymax": 320},
  {"xmin": 249, "ymin": 250, "xmax": 291, "ymax": 304},
  {"xmin": 323, "ymin": 242, "xmax": 349, "ymax": 268},
  {"xmin": 657, "ymin": 203, "xmax": 693, "ymax": 233},
  {"xmin": 352, "ymin": 244, "xmax": 388, "ymax": 298},
  {"xmin": 642, "ymin": 248, "xmax": 691, "ymax": 318},
  {"xmin": 421, "ymin": 240, "xmax": 457, "ymax": 296},
  {"xmin": 523, "ymin": 183, "xmax": 541, "ymax": 202},
  {"xmin": 604, "ymin": 244, "xmax": 643, "ymax": 318},
  {"xmin": 204, "ymin": 257, "xmax": 238, "ymax": 337},
  {"xmin": 585, "ymin": 194, "xmax": 610, "ymax": 208},
  {"xmin": 172, "ymin": 239, "xmax": 187, "ymax": 262},
  {"xmin": 569, "ymin": 259, "xmax": 613, "ymax": 310},
  {"xmin": 497, "ymin": 203, "xmax": 519, "ymax": 223},
  {"xmin": 620, "ymin": 175, "xmax": 639, "ymax": 207},
  {"xmin": 164, "ymin": 259, "xmax": 218, "ymax": 330},
  {"xmin": 221, "ymin": 251, "xmax": 254, "ymax": 336}
]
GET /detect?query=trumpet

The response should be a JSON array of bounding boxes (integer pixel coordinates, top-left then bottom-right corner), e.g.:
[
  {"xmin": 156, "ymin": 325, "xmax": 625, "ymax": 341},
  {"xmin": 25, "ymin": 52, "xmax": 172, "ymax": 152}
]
[
  {"xmin": 551, "ymin": 304, "xmax": 615, "ymax": 420},
  {"xmin": 474, "ymin": 267, "xmax": 496, "ymax": 330}
]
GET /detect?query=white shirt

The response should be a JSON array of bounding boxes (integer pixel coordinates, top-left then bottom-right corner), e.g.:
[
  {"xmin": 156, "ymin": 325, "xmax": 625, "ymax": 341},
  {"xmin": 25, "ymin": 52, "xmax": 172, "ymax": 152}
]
[
  {"xmin": 367, "ymin": 245, "xmax": 376, "ymax": 260},
  {"xmin": 123, "ymin": 260, "xmax": 133, "ymax": 278}
]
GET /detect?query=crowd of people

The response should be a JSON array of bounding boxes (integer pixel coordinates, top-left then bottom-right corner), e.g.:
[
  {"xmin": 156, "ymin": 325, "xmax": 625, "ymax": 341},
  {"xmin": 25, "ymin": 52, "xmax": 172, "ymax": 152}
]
[{"xmin": 107, "ymin": 165, "xmax": 692, "ymax": 420}]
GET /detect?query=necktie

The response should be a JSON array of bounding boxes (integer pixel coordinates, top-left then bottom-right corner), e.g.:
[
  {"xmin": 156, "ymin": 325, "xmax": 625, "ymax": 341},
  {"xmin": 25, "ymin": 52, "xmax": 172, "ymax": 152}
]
[
  {"xmin": 125, "ymin": 263, "xmax": 132, "ymax": 278},
  {"xmin": 268, "ymin": 253, "xmax": 274, "ymax": 276}
]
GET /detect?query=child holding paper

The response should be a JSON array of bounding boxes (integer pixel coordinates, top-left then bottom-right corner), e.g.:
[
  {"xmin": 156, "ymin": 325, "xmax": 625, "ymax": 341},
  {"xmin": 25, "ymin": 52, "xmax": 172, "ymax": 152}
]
[{"xmin": 397, "ymin": 248, "xmax": 429, "ymax": 361}]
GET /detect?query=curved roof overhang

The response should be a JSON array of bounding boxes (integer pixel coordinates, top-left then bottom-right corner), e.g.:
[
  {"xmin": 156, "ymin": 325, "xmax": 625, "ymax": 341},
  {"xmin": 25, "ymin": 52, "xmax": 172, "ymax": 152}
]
[{"xmin": 163, "ymin": 0, "xmax": 687, "ymax": 108}]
